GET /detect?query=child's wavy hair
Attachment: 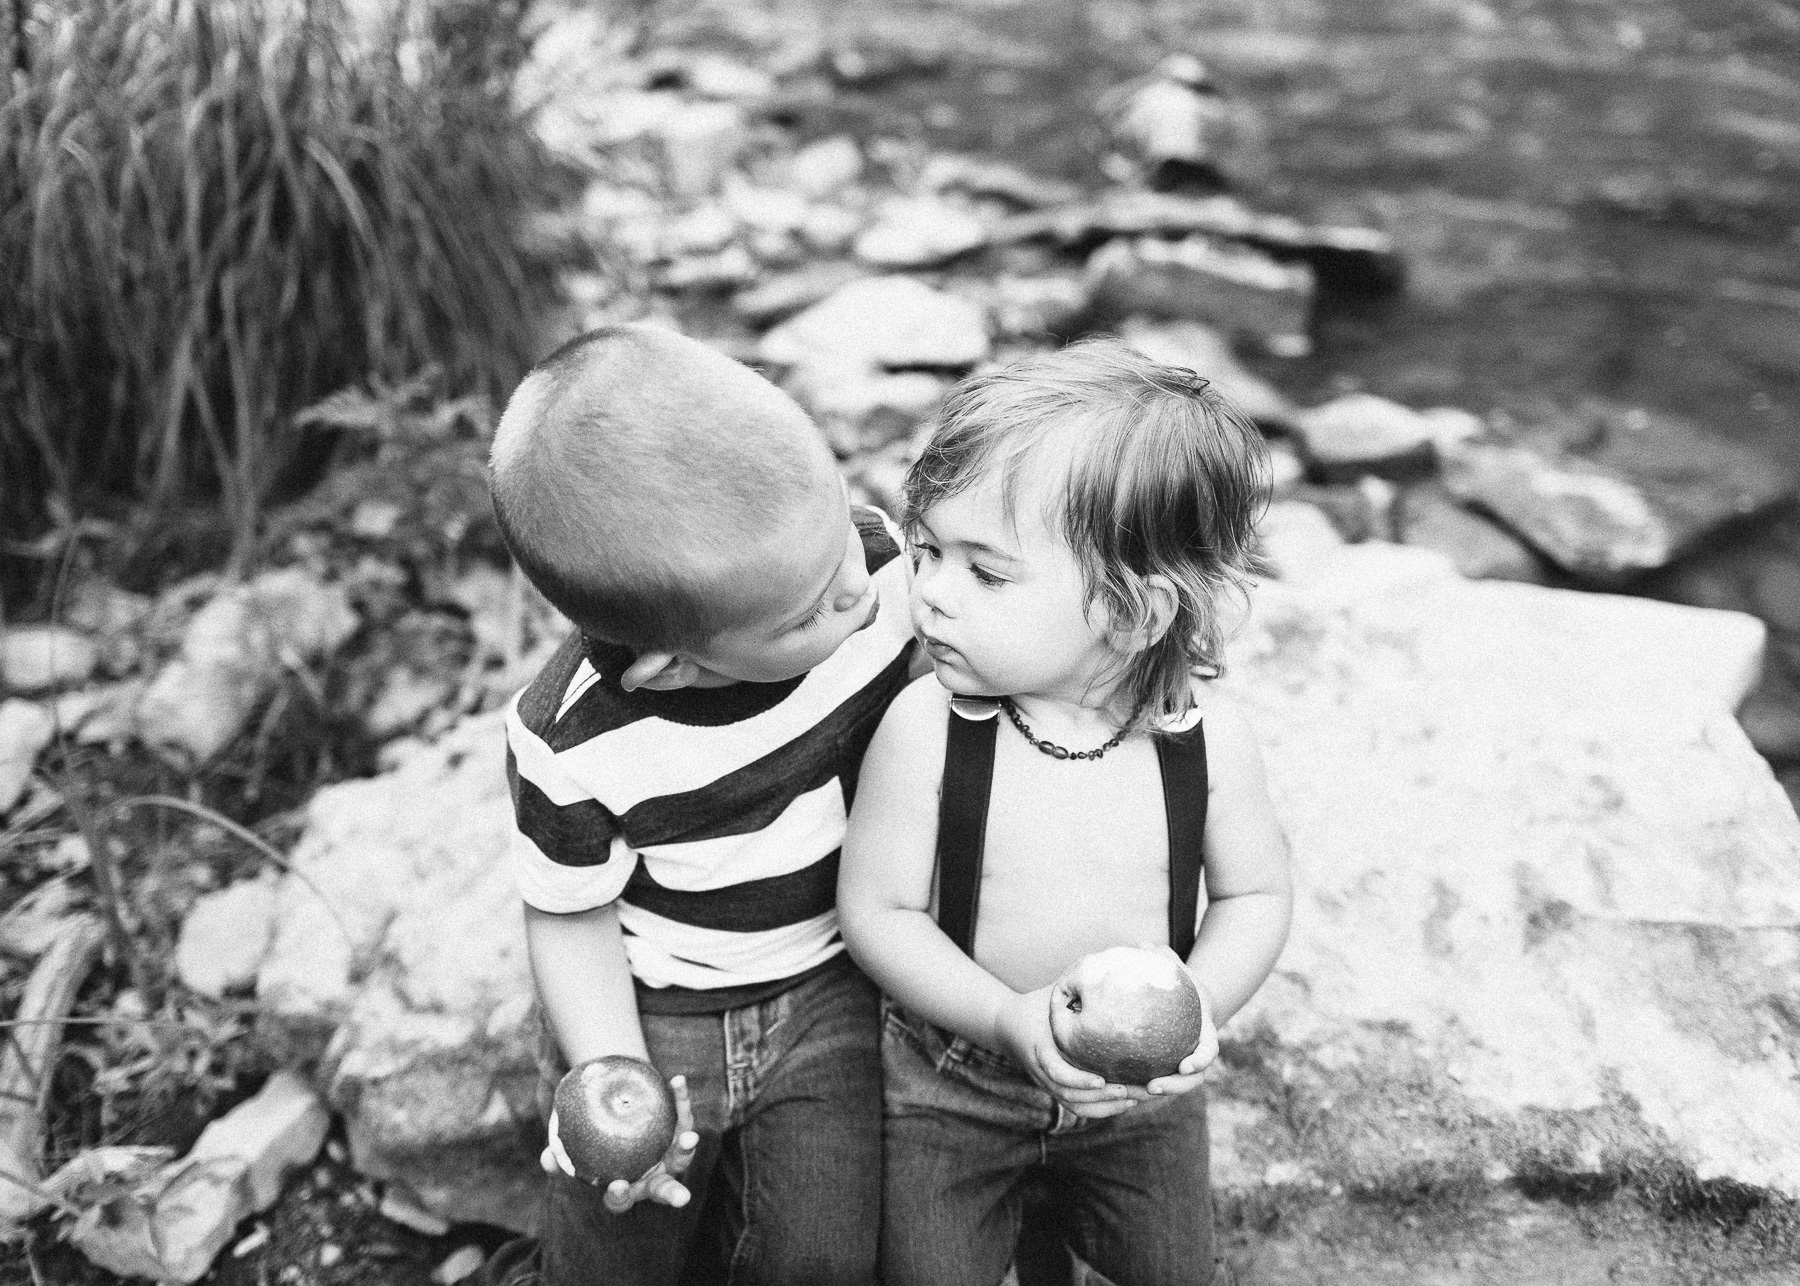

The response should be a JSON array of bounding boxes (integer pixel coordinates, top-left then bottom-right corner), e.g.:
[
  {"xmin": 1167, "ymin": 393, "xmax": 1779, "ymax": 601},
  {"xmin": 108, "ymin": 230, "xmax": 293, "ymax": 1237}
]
[{"xmin": 903, "ymin": 337, "xmax": 1271, "ymax": 731}]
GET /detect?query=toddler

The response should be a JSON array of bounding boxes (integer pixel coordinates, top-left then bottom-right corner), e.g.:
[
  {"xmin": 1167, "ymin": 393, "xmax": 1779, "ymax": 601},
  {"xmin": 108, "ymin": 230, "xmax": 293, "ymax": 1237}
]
[{"xmin": 839, "ymin": 337, "xmax": 1293, "ymax": 1286}]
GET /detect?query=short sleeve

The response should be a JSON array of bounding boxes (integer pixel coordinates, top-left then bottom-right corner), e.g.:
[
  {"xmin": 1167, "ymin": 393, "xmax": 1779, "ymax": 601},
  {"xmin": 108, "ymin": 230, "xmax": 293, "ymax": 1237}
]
[{"xmin": 504, "ymin": 695, "xmax": 638, "ymax": 913}]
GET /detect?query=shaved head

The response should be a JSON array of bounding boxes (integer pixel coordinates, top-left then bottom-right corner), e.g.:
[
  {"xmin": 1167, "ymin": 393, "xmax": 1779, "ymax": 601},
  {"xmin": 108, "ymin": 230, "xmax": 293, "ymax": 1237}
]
[{"xmin": 489, "ymin": 325, "xmax": 837, "ymax": 650}]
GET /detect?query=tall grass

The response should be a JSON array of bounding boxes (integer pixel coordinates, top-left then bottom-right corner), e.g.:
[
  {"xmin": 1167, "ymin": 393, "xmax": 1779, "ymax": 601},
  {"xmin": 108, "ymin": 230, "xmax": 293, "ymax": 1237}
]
[{"xmin": 0, "ymin": 0, "xmax": 557, "ymax": 574}]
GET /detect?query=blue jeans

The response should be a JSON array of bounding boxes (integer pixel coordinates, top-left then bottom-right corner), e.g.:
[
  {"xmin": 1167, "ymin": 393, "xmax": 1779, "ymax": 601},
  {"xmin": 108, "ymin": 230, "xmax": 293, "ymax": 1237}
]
[
  {"xmin": 881, "ymin": 1003, "xmax": 1215, "ymax": 1286},
  {"xmin": 530, "ymin": 959, "xmax": 882, "ymax": 1286}
]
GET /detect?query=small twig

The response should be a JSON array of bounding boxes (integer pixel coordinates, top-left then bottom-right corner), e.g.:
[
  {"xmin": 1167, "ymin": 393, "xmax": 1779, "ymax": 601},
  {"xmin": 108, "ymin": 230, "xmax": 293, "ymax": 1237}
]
[{"xmin": 60, "ymin": 788, "xmax": 152, "ymax": 1004}]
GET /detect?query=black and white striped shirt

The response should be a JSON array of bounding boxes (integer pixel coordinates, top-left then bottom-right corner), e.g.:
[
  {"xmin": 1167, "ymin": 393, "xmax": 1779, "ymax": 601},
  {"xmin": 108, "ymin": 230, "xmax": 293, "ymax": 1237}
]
[{"xmin": 504, "ymin": 513, "xmax": 915, "ymax": 1011}]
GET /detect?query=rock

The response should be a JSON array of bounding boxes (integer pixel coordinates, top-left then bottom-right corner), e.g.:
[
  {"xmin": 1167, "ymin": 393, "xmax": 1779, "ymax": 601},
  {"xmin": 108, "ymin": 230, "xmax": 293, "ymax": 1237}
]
[
  {"xmin": 845, "ymin": 442, "xmax": 915, "ymax": 517},
  {"xmin": 256, "ymin": 712, "xmax": 540, "ymax": 1229},
  {"xmin": 1290, "ymin": 394, "xmax": 1439, "ymax": 481},
  {"xmin": 61, "ymin": 1073, "xmax": 327, "ymax": 1282},
  {"xmin": 759, "ymin": 277, "xmax": 991, "ymax": 374},
  {"xmin": 48, "ymin": 679, "xmax": 145, "ymax": 745},
  {"xmin": 176, "ymin": 876, "xmax": 281, "ymax": 998},
  {"xmin": 1216, "ymin": 555, "xmax": 1797, "ymax": 1198},
  {"xmin": 661, "ymin": 203, "xmax": 739, "ymax": 257},
  {"xmin": 657, "ymin": 244, "xmax": 758, "ymax": 292},
  {"xmin": 786, "ymin": 366, "xmax": 949, "ymax": 456},
  {"xmin": 1253, "ymin": 500, "xmax": 1345, "ymax": 582},
  {"xmin": 0, "ymin": 877, "xmax": 80, "ymax": 960},
  {"xmin": 779, "ymin": 135, "xmax": 864, "ymax": 199},
  {"xmin": 1266, "ymin": 440, "xmax": 1304, "ymax": 493},
  {"xmin": 853, "ymin": 197, "xmax": 988, "ymax": 267},
  {"xmin": 433, "ymin": 1245, "xmax": 487, "ymax": 1285},
  {"xmin": 1088, "ymin": 235, "xmax": 1314, "ymax": 357},
  {"xmin": 722, "ymin": 179, "xmax": 810, "ymax": 236},
  {"xmin": 1395, "ymin": 484, "xmax": 1546, "ymax": 583},
  {"xmin": 1, "ymin": 625, "xmax": 100, "ymax": 693},
  {"xmin": 1098, "ymin": 54, "xmax": 1268, "ymax": 192},
  {"xmin": 654, "ymin": 100, "xmax": 747, "ymax": 199},
  {"xmin": 645, "ymin": 51, "xmax": 773, "ymax": 102},
  {"xmin": 367, "ymin": 670, "xmax": 457, "ymax": 740},
  {"xmin": 796, "ymin": 203, "xmax": 866, "ymax": 254},
  {"xmin": 1418, "ymin": 406, "xmax": 1486, "ymax": 454},
  {"xmin": 946, "ymin": 274, "xmax": 1091, "ymax": 341},
  {"xmin": 0, "ymin": 698, "xmax": 54, "ymax": 814},
  {"xmin": 916, "ymin": 154, "xmax": 1083, "ymax": 210},
  {"xmin": 186, "ymin": 1070, "xmax": 330, "ymax": 1212},
  {"xmin": 136, "ymin": 569, "xmax": 359, "ymax": 762},
  {"xmin": 992, "ymin": 190, "xmax": 1403, "ymax": 300},
  {"xmin": 1442, "ymin": 406, "xmax": 1795, "ymax": 584},
  {"xmin": 733, "ymin": 260, "xmax": 870, "ymax": 326},
  {"xmin": 1118, "ymin": 318, "xmax": 1295, "ymax": 425}
]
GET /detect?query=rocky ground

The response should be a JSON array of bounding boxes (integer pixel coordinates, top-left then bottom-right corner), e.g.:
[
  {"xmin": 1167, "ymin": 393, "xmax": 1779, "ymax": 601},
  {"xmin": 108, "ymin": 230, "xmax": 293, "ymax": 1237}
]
[{"xmin": 4, "ymin": 0, "xmax": 1800, "ymax": 1282}]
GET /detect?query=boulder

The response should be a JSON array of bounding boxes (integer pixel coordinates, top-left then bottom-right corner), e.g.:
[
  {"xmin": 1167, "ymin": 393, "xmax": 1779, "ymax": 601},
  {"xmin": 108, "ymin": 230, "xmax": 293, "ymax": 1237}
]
[
  {"xmin": 0, "ymin": 698, "xmax": 54, "ymax": 814},
  {"xmin": 137, "ymin": 569, "xmax": 360, "ymax": 763},
  {"xmin": 1118, "ymin": 318, "xmax": 1294, "ymax": 425},
  {"xmin": 1088, "ymin": 235, "xmax": 1314, "ymax": 357},
  {"xmin": 991, "ymin": 190, "xmax": 1403, "ymax": 298},
  {"xmin": 778, "ymin": 135, "xmax": 864, "ymax": 200},
  {"xmin": 1214, "ymin": 544, "xmax": 1799, "ymax": 1199},
  {"xmin": 255, "ymin": 711, "xmax": 541, "ymax": 1230},
  {"xmin": 251, "ymin": 553, "xmax": 1800, "ymax": 1228},
  {"xmin": 1442, "ymin": 404, "xmax": 1795, "ymax": 584},
  {"xmin": 758, "ymin": 276, "xmax": 991, "ymax": 374},
  {"xmin": 1394, "ymin": 484, "xmax": 1546, "ymax": 583},
  {"xmin": 784, "ymin": 365, "xmax": 949, "ymax": 456},
  {"xmin": 917, "ymin": 153, "xmax": 1083, "ymax": 210},
  {"xmin": 733, "ymin": 260, "xmax": 870, "ymax": 326},
  {"xmin": 946, "ymin": 274, "xmax": 1091, "ymax": 341},
  {"xmin": 176, "ymin": 876, "xmax": 281, "ymax": 998},
  {"xmin": 854, "ymin": 197, "xmax": 989, "ymax": 267},
  {"xmin": 1290, "ymin": 394, "xmax": 1439, "ymax": 481},
  {"xmin": 1, "ymin": 625, "xmax": 100, "ymax": 694}
]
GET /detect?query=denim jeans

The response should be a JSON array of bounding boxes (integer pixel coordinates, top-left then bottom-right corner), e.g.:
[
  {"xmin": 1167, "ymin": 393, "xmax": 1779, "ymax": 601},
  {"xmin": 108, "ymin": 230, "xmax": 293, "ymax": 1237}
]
[
  {"xmin": 525, "ymin": 958, "xmax": 882, "ymax": 1286},
  {"xmin": 881, "ymin": 1002, "xmax": 1215, "ymax": 1286}
]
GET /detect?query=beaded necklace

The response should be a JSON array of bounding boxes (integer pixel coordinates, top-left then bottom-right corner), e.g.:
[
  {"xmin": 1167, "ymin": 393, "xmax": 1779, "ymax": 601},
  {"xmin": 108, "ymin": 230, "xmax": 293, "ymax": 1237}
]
[{"xmin": 1000, "ymin": 698, "xmax": 1134, "ymax": 762}]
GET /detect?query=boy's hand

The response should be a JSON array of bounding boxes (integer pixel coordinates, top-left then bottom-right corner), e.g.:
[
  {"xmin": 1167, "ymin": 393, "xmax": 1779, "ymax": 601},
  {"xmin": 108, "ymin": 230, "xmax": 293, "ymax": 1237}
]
[
  {"xmin": 1143, "ymin": 946, "xmax": 1220, "ymax": 1099},
  {"xmin": 995, "ymin": 987, "xmax": 1147, "ymax": 1119},
  {"xmin": 541, "ymin": 1074, "xmax": 702, "ymax": 1213}
]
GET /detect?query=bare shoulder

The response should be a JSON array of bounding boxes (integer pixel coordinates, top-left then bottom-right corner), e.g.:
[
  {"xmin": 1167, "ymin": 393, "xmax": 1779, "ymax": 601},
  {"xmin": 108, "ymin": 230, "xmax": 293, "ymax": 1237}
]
[
  {"xmin": 867, "ymin": 675, "xmax": 954, "ymax": 778},
  {"xmin": 1188, "ymin": 683, "xmax": 1266, "ymax": 779}
]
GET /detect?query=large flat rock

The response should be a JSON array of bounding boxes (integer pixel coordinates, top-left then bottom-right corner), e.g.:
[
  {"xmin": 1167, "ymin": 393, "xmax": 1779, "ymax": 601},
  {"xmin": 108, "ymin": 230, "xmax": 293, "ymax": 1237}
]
[
  {"xmin": 1211, "ymin": 543, "xmax": 1800, "ymax": 1200},
  {"xmin": 254, "ymin": 545, "xmax": 1799, "ymax": 1229}
]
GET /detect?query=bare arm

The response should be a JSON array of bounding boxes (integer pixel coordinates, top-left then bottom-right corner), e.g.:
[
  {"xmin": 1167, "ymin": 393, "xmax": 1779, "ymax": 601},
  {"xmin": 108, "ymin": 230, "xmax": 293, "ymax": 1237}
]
[
  {"xmin": 525, "ymin": 903, "xmax": 650, "ymax": 1064},
  {"xmin": 524, "ymin": 903, "xmax": 697, "ymax": 1210},
  {"xmin": 1189, "ymin": 700, "xmax": 1293, "ymax": 1027},
  {"xmin": 838, "ymin": 680, "xmax": 1138, "ymax": 1114}
]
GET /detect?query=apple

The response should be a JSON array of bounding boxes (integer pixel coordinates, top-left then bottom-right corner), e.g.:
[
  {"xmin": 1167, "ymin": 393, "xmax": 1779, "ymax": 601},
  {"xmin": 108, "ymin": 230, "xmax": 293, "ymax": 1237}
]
[
  {"xmin": 1048, "ymin": 946, "xmax": 1206, "ymax": 1085},
  {"xmin": 552, "ymin": 1055, "xmax": 679, "ymax": 1186}
]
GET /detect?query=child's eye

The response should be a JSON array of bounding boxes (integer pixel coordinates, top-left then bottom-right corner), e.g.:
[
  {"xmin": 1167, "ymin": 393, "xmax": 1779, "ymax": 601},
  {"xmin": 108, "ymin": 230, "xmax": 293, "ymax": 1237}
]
[
  {"xmin": 971, "ymin": 566, "xmax": 1007, "ymax": 588},
  {"xmin": 795, "ymin": 599, "xmax": 831, "ymax": 631},
  {"xmin": 912, "ymin": 541, "xmax": 940, "ymax": 566}
]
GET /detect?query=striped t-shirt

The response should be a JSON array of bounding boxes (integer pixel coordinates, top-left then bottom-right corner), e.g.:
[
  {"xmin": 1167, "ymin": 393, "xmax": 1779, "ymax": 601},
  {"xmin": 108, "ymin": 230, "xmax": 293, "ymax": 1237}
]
[{"xmin": 504, "ymin": 511, "xmax": 916, "ymax": 1013}]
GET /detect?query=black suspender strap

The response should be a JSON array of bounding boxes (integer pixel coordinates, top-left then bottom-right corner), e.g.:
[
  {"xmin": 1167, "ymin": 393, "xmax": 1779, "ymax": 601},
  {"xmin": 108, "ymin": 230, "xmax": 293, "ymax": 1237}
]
[
  {"xmin": 1156, "ymin": 725, "xmax": 1210, "ymax": 962},
  {"xmin": 934, "ymin": 706, "xmax": 999, "ymax": 957},
  {"xmin": 935, "ymin": 706, "xmax": 1208, "ymax": 961}
]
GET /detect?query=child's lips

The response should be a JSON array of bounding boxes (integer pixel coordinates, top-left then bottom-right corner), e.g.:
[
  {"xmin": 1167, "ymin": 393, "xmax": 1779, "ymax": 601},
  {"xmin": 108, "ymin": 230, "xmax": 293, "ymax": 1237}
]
[{"xmin": 922, "ymin": 635, "xmax": 960, "ymax": 662}]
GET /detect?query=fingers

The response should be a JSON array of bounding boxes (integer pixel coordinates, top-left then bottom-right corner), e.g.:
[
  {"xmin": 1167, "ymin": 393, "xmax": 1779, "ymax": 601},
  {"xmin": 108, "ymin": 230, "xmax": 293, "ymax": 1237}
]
[
  {"xmin": 661, "ymin": 1076, "xmax": 700, "ymax": 1176},
  {"xmin": 601, "ymin": 1168, "xmax": 693, "ymax": 1214},
  {"xmin": 542, "ymin": 1110, "xmax": 575, "ymax": 1176},
  {"xmin": 644, "ymin": 1172, "xmax": 692, "ymax": 1208},
  {"xmin": 602, "ymin": 1179, "xmax": 635, "ymax": 1214}
]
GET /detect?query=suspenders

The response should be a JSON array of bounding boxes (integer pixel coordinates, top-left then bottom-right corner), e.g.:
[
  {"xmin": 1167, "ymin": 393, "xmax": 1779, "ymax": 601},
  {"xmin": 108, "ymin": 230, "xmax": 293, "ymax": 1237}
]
[{"xmin": 932, "ymin": 704, "xmax": 1210, "ymax": 962}]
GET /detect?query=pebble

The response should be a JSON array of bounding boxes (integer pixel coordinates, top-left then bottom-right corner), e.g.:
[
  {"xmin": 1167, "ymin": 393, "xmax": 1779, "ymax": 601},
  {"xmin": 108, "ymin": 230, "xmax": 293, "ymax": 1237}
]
[
  {"xmin": 1, "ymin": 625, "xmax": 100, "ymax": 693},
  {"xmin": 433, "ymin": 1245, "xmax": 488, "ymax": 1285}
]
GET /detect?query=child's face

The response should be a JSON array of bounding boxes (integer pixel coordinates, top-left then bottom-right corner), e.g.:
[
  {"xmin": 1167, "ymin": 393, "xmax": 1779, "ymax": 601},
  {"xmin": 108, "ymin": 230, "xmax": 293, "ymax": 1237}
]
[
  {"xmin": 684, "ymin": 470, "xmax": 880, "ymax": 685},
  {"xmin": 909, "ymin": 461, "xmax": 1120, "ymax": 705}
]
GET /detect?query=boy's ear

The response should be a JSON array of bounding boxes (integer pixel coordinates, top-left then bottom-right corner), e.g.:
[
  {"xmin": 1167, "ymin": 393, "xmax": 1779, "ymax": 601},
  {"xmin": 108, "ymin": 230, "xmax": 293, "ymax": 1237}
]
[
  {"xmin": 620, "ymin": 651, "xmax": 702, "ymax": 692},
  {"xmin": 1116, "ymin": 573, "xmax": 1180, "ymax": 654}
]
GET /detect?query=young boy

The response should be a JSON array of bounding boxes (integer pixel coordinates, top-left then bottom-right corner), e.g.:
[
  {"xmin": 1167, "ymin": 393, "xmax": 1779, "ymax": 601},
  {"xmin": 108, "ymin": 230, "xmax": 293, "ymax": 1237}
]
[{"xmin": 487, "ymin": 324, "xmax": 917, "ymax": 1285}]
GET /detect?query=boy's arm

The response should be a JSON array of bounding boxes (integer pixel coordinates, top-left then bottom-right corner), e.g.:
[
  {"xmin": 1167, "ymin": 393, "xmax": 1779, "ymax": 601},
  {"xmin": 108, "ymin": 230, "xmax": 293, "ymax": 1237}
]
[
  {"xmin": 524, "ymin": 903, "xmax": 700, "ymax": 1212},
  {"xmin": 838, "ymin": 680, "xmax": 1138, "ymax": 1116},
  {"xmin": 525, "ymin": 903, "xmax": 650, "ymax": 1064}
]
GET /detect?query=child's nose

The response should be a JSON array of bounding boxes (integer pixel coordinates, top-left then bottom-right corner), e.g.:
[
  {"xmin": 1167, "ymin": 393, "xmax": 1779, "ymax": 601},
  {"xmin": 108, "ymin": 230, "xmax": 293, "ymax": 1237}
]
[
  {"xmin": 914, "ymin": 564, "xmax": 951, "ymax": 616},
  {"xmin": 833, "ymin": 553, "xmax": 871, "ymax": 611}
]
